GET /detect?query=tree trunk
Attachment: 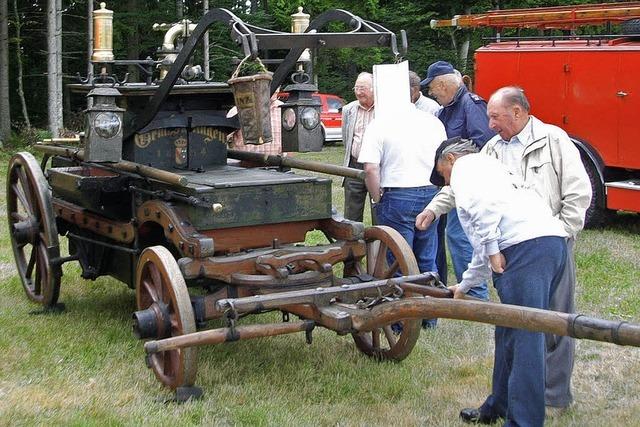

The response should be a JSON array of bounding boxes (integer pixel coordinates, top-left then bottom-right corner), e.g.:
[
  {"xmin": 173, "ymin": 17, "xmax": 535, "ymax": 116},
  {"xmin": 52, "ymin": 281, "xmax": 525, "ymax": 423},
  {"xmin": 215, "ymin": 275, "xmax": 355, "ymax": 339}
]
[
  {"xmin": 126, "ymin": 0, "xmax": 140, "ymax": 81},
  {"xmin": 56, "ymin": 0, "xmax": 63, "ymax": 129},
  {"xmin": 203, "ymin": 0, "xmax": 210, "ymax": 80},
  {"xmin": 458, "ymin": 32, "xmax": 471, "ymax": 73},
  {"xmin": 0, "ymin": 0, "xmax": 10, "ymax": 146},
  {"xmin": 47, "ymin": 0, "xmax": 63, "ymax": 137},
  {"xmin": 176, "ymin": 0, "xmax": 183, "ymax": 18},
  {"xmin": 13, "ymin": 0, "xmax": 31, "ymax": 129},
  {"xmin": 457, "ymin": 6, "xmax": 472, "ymax": 73}
]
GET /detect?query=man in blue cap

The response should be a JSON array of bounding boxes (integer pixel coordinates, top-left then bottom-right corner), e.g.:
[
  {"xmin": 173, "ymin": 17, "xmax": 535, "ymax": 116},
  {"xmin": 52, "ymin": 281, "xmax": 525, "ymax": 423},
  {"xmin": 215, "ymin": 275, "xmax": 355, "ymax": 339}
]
[{"xmin": 420, "ymin": 61, "xmax": 495, "ymax": 305}]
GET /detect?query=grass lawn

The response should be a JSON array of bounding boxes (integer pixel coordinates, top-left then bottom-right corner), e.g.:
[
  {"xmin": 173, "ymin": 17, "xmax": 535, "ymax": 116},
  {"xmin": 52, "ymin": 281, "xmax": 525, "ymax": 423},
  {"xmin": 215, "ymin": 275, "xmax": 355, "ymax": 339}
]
[{"xmin": 0, "ymin": 146, "xmax": 639, "ymax": 426}]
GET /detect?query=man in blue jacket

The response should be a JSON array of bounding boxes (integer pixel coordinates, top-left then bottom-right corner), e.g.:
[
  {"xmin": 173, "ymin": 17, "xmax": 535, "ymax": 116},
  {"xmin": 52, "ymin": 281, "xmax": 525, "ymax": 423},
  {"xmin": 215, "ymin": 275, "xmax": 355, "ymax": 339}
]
[{"xmin": 420, "ymin": 61, "xmax": 495, "ymax": 304}]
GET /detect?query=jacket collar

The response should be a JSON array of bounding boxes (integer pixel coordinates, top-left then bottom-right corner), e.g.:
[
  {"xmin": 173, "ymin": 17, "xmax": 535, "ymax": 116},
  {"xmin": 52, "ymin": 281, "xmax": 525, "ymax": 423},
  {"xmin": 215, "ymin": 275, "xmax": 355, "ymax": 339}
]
[
  {"xmin": 522, "ymin": 116, "xmax": 550, "ymax": 156},
  {"xmin": 443, "ymin": 85, "xmax": 468, "ymax": 108}
]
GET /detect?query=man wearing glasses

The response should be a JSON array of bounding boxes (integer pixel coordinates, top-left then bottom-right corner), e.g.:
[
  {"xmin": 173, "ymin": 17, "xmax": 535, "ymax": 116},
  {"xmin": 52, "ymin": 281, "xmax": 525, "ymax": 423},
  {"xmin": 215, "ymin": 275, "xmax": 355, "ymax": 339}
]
[{"xmin": 341, "ymin": 72, "xmax": 376, "ymax": 223}]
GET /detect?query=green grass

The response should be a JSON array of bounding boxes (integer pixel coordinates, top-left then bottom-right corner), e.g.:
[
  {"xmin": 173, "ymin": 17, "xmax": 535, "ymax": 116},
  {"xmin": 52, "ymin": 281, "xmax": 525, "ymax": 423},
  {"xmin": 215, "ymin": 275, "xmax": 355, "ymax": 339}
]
[{"xmin": 1, "ymin": 146, "xmax": 639, "ymax": 426}]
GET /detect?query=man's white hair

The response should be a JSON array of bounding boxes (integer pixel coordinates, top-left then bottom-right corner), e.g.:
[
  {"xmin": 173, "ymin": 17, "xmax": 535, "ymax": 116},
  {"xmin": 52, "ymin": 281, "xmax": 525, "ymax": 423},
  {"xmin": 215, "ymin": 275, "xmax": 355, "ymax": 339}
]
[
  {"xmin": 438, "ymin": 138, "xmax": 479, "ymax": 161},
  {"xmin": 437, "ymin": 72, "xmax": 463, "ymax": 88}
]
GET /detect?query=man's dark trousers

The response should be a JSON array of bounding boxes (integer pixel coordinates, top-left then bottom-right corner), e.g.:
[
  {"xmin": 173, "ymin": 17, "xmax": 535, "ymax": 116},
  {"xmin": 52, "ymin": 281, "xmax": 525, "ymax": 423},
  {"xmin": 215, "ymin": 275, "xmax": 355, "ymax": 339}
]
[
  {"xmin": 479, "ymin": 236, "xmax": 567, "ymax": 427},
  {"xmin": 344, "ymin": 158, "xmax": 370, "ymax": 223}
]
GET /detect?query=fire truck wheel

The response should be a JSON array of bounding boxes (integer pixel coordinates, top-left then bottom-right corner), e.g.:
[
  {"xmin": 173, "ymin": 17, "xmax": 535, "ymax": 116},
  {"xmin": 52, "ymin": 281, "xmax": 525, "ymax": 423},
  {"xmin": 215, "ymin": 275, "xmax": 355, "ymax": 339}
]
[
  {"xmin": 621, "ymin": 19, "xmax": 640, "ymax": 36},
  {"xmin": 136, "ymin": 246, "xmax": 197, "ymax": 389},
  {"xmin": 581, "ymin": 154, "xmax": 609, "ymax": 228},
  {"xmin": 7, "ymin": 152, "xmax": 61, "ymax": 307},
  {"xmin": 350, "ymin": 226, "xmax": 421, "ymax": 361}
]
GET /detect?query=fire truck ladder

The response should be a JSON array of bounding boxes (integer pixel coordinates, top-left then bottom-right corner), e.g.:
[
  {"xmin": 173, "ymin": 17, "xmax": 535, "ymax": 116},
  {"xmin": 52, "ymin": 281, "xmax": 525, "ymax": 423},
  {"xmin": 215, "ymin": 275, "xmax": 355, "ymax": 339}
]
[{"xmin": 430, "ymin": 1, "xmax": 640, "ymax": 30}]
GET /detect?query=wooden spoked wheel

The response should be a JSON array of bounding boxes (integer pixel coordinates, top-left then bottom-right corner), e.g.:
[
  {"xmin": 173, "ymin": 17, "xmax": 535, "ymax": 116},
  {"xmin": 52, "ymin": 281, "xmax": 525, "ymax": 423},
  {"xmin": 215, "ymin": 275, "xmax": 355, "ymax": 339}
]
[
  {"xmin": 136, "ymin": 246, "xmax": 197, "ymax": 389},
  {"xmin": 6, "ymin": 152, "xmax": 61, "ymax": 307},
  {"xmin": 350, "ymin": 226, "xmax": 421, "ymax": 361}
]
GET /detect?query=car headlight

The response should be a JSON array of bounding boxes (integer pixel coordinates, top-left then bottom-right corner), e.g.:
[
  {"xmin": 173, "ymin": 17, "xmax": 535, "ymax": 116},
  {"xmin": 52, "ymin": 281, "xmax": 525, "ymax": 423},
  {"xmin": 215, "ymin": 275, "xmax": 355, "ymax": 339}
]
[
  {"xmin": 282, "ymin": 108, "xmax": 297, "ymax": 131},
  {"xmin": 300, "ymin": 107, "xmax": 320, "ymax": 130},
  {"xmin": 93, "ymin": 112, "xmax": 122, "ymax": 139}
]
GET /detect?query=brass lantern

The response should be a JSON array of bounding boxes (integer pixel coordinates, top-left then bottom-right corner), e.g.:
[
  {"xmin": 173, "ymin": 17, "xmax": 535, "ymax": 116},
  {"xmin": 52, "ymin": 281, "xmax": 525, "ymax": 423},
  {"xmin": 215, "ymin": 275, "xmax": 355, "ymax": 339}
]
[
  {"xmin": 280, "ymin": 74, "xmax": 323, "ymax": 152},
  {"xmin": 84, "ymin": 87, "xmax": 125, "ymax": 162},
  {"xmin": 92, "ymin": 2, "xmax": 114, "ymax": 62}
]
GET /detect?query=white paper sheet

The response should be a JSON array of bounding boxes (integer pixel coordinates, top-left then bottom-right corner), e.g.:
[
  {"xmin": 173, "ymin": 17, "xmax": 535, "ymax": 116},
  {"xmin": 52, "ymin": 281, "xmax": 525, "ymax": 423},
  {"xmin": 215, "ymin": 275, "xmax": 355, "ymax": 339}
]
[{"xmin": 373, "ymin": 61, "xmax": 411, "ymax": 121}]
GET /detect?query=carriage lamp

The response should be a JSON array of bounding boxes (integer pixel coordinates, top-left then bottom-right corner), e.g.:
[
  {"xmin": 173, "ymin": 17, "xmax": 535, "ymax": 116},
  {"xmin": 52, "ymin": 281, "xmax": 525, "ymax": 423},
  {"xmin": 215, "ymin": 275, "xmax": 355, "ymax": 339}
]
[
  {"xmin": 84, "ymin": 87, "xmax": 125, "ymax": 162},
  {"xmin": 280, "ymin": 74, "xmax": 322, "ymax": 152}
]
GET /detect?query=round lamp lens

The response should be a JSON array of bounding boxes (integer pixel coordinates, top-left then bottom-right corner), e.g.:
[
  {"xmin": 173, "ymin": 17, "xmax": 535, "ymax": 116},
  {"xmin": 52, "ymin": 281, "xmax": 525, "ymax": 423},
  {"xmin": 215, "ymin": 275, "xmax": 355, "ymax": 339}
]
[
  {"xmin": 93, "ymin": 112, "xmax": 121, "ymax": 139},
  {"xmin": 282, "ymin": 108, "xmax": 297, "ymax": 131},
  {"xmin": 300, "ymin": 107, "xmax": 320, "ymax": 130}
]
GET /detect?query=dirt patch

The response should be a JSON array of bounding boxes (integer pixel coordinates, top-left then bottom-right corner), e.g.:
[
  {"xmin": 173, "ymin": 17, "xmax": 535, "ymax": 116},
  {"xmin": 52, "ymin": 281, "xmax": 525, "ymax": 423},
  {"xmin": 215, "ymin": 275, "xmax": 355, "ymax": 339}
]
[{"xmin": 0, "ymin": 262, "xmax": 16, "ymax": 280}]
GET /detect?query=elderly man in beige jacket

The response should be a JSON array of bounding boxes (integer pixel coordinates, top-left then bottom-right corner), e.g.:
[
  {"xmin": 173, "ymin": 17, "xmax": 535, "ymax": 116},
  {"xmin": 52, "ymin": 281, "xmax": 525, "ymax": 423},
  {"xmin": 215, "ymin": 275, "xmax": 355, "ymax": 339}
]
[{"xmin": 416, "ymin": 86, "xmax": 591, "ymax": 420}]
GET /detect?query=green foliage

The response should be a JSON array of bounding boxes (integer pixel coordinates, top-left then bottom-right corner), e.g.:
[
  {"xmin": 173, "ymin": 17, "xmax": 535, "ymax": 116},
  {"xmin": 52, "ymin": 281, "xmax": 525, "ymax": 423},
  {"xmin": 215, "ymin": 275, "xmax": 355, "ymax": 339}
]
[
  {"xmin": 235, "ymin": 57, "xmax": 269, "ymax": 77},
  {"xmin": 3, "ymin": 125, "xmax": 50, "ymax": 151}
]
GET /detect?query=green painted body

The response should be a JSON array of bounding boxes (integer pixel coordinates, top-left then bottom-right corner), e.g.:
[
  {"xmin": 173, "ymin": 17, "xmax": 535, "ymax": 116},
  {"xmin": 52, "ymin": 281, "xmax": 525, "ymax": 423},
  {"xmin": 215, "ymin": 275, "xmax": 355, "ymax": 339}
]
[{"xmin": 152, "ymin": 165, "xmax": 332, "ymax": 229}]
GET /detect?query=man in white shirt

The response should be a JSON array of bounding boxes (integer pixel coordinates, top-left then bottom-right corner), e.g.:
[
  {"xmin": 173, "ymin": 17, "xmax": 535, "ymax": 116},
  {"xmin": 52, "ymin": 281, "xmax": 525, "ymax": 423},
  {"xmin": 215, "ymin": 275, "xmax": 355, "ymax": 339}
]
[
  {"xmin": 358, "ymin": 102, "xmax": 446, "ymax": 274},
  {"xmin": 419, "ymin": 137, "xmax": 568, "ymax": 426}
]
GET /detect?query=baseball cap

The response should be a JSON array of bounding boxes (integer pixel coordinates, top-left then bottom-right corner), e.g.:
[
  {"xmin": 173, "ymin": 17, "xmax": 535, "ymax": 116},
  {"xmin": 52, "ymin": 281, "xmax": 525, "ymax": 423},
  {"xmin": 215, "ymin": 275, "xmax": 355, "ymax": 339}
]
[{"xmin": 420, "ymin": 61, "xmax": 455, "ymax": 88}]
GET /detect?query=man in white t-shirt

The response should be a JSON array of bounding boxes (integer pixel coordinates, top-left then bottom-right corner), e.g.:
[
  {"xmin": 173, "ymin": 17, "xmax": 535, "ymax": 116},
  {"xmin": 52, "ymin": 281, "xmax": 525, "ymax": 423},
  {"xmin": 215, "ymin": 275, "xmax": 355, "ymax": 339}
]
[{"xmin": 358, "ymin": 102, "xmax": 446, "ymax": 273}]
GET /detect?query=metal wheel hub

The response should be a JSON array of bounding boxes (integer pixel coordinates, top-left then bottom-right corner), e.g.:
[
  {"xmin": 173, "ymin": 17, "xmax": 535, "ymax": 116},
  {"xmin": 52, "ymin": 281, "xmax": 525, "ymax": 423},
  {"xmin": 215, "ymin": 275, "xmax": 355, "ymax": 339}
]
[
  {"xmin": 12, "ymin": 218, "xmax": 40, "ymax": 246},
  {"xmin": 133, "ymin": 301, "xmax": 172, "ymax": 339}
]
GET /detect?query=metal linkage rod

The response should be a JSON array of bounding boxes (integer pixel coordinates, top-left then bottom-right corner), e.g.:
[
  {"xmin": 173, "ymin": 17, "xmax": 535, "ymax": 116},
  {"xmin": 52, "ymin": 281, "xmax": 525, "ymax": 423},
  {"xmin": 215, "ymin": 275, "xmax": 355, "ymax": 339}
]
[
  {"xmin": 33, "ymin": 144, "xmax": 188, "ymax": 187},
  {"xmin": 227, "ymin": 149, "xmax": 365, "ymax": 180},
  {"xmin": 215, "ymin": 273, "xmax": 440, "ymax": 314}
]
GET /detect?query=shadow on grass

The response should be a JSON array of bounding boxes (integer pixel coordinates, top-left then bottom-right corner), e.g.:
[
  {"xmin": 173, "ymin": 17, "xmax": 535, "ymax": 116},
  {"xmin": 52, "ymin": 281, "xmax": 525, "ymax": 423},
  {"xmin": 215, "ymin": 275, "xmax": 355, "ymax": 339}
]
[{"xmin": 602, "ymin": 211, "xmax": 640, "ymax": 234}]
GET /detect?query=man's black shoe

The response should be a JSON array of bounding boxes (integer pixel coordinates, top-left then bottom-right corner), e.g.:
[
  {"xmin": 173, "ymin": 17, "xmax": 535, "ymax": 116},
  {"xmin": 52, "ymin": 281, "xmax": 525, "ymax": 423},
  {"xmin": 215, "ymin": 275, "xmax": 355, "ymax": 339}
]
[{"xmin": 459, "ymin": 408, "xmax": 498, "ymax": 424}]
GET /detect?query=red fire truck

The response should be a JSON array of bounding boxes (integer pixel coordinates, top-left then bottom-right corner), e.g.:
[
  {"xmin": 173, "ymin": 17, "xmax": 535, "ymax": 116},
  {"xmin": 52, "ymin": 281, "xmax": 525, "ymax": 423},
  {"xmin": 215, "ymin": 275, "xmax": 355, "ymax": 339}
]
[{"xmin": 432, "ymin": 2, "xmax": 640, "ymax": 226}]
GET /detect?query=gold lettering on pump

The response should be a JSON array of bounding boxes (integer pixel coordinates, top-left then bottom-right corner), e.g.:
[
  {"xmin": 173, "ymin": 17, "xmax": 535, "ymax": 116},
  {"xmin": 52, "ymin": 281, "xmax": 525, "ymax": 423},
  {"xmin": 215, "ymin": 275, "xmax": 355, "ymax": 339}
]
[
  {"xmin": 192, "ymin": 127, "xmax": 226, "ymax": 143},
  {"xmin": 135, "ymin": 128, "xmax": 182, "ymax": 148}
]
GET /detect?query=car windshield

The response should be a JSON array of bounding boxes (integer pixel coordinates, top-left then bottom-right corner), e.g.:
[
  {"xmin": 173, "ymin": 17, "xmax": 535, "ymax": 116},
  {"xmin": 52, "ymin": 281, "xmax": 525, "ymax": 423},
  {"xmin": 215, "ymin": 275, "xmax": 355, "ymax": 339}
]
[{"xmin": 327, "ymin": 97, "xmax": 343, "ymax": 113}]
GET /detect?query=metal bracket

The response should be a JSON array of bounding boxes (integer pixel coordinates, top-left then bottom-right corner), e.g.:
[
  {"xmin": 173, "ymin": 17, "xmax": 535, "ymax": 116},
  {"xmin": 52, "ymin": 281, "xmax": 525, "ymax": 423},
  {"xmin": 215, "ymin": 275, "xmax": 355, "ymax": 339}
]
[
  {"xmin": 174, "ymin": 386, "xmax": 203, "ymax": 403},
  {"xmin": 127, "ymin": 8, "xmax": 406, "ymax": 139}
]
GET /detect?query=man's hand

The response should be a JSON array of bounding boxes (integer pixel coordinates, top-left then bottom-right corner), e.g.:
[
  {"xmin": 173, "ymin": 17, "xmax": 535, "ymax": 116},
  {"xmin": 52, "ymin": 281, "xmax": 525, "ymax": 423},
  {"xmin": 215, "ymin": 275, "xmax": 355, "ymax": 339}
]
[
  {"xmin": 415, "ymin": 208, "xmax": 436, "ymax": 230},
  {"xmin": 489, "ymin": 252, "xmax": 506, "ymax": 273},
  {"xmin": 447, "ymin": 284, "xmax": 467, "ymax": 299}
]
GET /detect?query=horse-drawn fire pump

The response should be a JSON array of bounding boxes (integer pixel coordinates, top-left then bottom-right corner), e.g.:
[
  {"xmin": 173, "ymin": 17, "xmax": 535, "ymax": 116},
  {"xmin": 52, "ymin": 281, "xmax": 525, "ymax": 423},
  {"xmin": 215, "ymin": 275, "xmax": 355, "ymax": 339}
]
[{"xmin": 6, "ymin": 4, "xmax": 640, "ymax": 401}]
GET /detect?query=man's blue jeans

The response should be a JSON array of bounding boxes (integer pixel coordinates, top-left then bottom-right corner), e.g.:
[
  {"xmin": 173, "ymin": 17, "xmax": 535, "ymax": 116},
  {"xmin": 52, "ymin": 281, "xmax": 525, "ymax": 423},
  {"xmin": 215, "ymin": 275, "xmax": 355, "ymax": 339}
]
[
  {"xmin": 374, "ymin": 186, "xmax": 440, "ymax": 274},
  {"xmin": 479, "ymin": 236, "xmax": 567, "ymax": 427},
  {"xmin": 447, "ymin": 208, "xmax": 488, "ymax": 300}
]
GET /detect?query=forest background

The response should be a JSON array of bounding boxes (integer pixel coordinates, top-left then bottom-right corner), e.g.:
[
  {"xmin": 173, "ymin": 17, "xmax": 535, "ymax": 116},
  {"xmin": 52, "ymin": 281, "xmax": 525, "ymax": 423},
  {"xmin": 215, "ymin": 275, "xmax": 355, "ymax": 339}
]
[{"xmin": 0, "ymin": 0, "xmax": 617, "ymax": 145}]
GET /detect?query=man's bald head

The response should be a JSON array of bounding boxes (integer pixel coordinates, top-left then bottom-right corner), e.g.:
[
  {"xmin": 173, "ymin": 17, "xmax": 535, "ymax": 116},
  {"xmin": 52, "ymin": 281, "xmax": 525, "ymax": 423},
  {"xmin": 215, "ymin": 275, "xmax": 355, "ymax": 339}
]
[
  {"xmin": 487, "ymin": 86, "xmax": 531, "ymax": 141},
  {"xmin": 490, "ymin": 86, "xmax": 531, "ymax": 113}
]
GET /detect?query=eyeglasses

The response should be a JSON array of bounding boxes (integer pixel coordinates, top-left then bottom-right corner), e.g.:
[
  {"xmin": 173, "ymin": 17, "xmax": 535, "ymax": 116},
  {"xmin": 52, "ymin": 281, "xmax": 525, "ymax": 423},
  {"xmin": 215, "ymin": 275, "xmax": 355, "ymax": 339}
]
[{"xmin": 353, "ymin": 86, "xmax": 370, "ymax": 92}]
